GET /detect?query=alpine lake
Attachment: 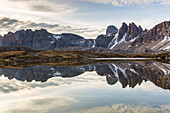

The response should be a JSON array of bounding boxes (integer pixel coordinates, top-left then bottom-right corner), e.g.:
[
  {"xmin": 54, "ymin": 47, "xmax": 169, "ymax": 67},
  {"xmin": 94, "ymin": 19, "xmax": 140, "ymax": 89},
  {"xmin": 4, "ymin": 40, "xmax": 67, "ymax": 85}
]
[{"xmin": 0, "ymin": 59, "xmax": 169, "ymax": 113}]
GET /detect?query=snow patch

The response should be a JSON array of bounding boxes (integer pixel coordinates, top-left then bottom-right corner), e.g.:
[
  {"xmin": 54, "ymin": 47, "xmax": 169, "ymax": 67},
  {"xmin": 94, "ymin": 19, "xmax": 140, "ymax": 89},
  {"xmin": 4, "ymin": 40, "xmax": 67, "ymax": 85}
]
[
  {"xmin": 50, "ymin": 40, "xmax": 55, "ymax": 44},
  {"xmin": 130, "ymin": 35, "xmax": 139, "ymax": 42},
  {"xmin": 80, "ymin": 67, "xmax": 85, "ymax": 71},
  {"xmin": 92, "ymin": 40, "xmax": 96, "ymax": 48},
  {"xmin": 108, "ymin": 64, "xmax": 118, "ymax": 78},
  {"xmin": 153, "ymin": 62, "xmax": 169, "ymax": 76},
  {"xmin": 164, "ymin": 46, "xmax": 170, "ymax": 50},
  {"xmin": 109, "ymin": 33, "xmax": 127, "ymax": 49},
  {"xmin": 119, "ymin": 33, "xmax": 127, "ymax": 43},
  {"xmin": 93, "ymin": 66, "xmax": 96, "ymax": 71},
  {"xmin": 128, "ymin": 63, "xmax": 131, "ymax": 66},
  {"xmin": 152, "ymin": 35, "xmax": 170, "ymax": 50},
  {"xmin": 53, "ymin": 35, "xmax": 61, "ymax": 40},
  {"xmin": 118, "ymin": 67, "xmax": 127, "ymax": 78},
  {"xmin": 53, "ymin": 71, "xmax": 62, "ymax": 76},
  {"xmin": 127, "ymin": 45, "xmax": 131, "ymax": 49},
  {"xmin": 79, "ymin": 40, "xmax": 85, "ymax": 44},
  {"xmin": 111, "ymin": 64, "xmax": 127, "ymax": 78},
  {"xmin": 108, "ymin": 32, "xmax": 118, "ymax": 49},
  {"xmin": 108, "ymin": 63, "xmax": 140, "ymax": 78},
  {"xmin": 129, "ymin": 69, "xmax": 139, "ymax": 76},
  {"xmin": 50, "ymin": 68, "xmax": 55, "ymax": 71}
]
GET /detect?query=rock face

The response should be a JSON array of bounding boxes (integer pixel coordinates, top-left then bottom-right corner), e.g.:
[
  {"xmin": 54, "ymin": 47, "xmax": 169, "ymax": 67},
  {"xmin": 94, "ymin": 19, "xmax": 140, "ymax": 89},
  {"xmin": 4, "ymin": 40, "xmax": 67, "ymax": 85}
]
[
  {"xmin": 131, "ymin": 21, "xmax": 170, "ymax": 51},
  {"xmin": 0, "ymin": 47, "xmax": 33, "ymax": 52},
  {"xmin": 95, "ymin": 26, "xmax": 118, "ymax": 48},
  {"xmin": 95, "ymin": 22, "xmax": 144, "ymax": 50},
  {"xmin": 107, "ymin": 22, "xmax": 144, "ymax": 49},
  {"xmin": 2, "ymin": 29, "xmax": 94, "ymax": 50},
  {"xmin": 107, "ymin": 21, "xmax": 169, "ymax": 52},
  {"xmin": 106, "ymin": 25, "xmax": 118, "ymax": 35},
  {"xmin": 117, "ymin": 22, "xmax": 128, "ymax": 42},
  {"xmin": 133, "ymin": 21, "xmax": 170, "ymax": 45},
  {"xmin": 95, "ymin": 21, "xmax": 169, "ymax": 52},
  {"xmin": 0, "ymin": 35, "xmax": 2, "ymax": 46},
  {"xmin": 95, "ymin": 35, "xmax": 114, "ymax": 48}
]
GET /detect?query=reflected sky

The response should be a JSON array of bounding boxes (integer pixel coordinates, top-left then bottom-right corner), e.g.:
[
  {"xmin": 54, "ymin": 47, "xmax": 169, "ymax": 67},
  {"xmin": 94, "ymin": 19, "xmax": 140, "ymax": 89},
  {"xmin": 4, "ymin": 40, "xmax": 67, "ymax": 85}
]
[{"xmin": 0, "ymin": 61, "xmax": 169, "ymax": 113}]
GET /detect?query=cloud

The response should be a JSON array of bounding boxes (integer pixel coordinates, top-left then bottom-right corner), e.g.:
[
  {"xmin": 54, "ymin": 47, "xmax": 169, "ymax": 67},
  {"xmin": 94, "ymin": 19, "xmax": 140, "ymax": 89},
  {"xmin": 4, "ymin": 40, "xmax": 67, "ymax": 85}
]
[
  {"xmin": 69, "ymin": 104, "xmax": 170, "ymax": 113},
  {"xmin": 0, "ymin": 95, "xmax": 78, "ymax": 113},
  {"xmin": 8, "ymin": 0, "xmax": 34, "ymax": 1},
  {"xmin": 0, "ymin": 71, "xmax": 104, "ymax": 94},
  {"xmin": 30, "ymin": 5, "xmax": 57, "ymax": 13},
  {"xmin": 6, "ymin": 0, "xmax": 77, "ymax": 14},
  {"xmin": 160, "ymin": 0, "xmax": 170, "ymax": 5},
  {"xmin": 84, "ymin": 0, "xmax": 170, "ymax": 6},
  {"xmin": 0, "ymin": 17, "xmax": 105, "ymax": 39},
  {"xmin": 28, "ymin": 0, "xmax": 77, "ymax": 14}
]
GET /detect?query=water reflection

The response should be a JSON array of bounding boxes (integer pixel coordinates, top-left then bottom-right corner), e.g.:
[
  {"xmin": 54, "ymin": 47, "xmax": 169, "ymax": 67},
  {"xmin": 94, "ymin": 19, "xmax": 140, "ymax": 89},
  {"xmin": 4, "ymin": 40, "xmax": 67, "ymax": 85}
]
[
  {"xmin": 0, "ymin": 61, "xmax": 170, "ymax": 113},
  {"xmin": 0, "ymin": 61, "xmax": 169, "ymax": 90}
]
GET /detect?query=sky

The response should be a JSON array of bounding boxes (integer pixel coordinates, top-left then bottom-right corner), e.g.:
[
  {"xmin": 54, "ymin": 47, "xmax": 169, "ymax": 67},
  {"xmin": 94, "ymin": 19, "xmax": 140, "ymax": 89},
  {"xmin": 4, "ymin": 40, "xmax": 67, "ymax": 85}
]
[{"xmin": 0, "ymin": 0, "xmax": 170, "ymax": 39}]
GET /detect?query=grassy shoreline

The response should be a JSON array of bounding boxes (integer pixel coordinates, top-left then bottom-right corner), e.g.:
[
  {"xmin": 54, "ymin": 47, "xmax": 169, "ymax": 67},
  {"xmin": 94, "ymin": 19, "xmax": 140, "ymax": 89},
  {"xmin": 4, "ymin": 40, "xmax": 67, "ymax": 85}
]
[{"xmin": 0, "ymin": 49, "xmax": 169, "ymax": 68}]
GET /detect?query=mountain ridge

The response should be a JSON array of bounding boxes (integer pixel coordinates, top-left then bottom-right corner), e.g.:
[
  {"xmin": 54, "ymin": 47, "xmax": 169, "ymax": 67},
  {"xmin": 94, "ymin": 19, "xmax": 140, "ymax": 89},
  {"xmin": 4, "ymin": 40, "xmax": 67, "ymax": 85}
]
[{"xmin": 0, "ymin": 21, "xmax": 169, "ymax": 53}]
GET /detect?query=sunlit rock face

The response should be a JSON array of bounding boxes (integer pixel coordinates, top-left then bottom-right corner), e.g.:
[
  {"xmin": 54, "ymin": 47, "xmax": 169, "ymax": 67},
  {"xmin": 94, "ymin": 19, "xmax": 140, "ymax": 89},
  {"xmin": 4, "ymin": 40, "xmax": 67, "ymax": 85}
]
[
  {"xmin": 131, "ymin": 21, "xmax": 170, "ymax": 51},
  {"xmin": 132, "ymin": 21, "xmax": 170, "ymax": 46},
  {"xmin": 0, "ymin": 61, "xmax": 169, "ymax": 90}
]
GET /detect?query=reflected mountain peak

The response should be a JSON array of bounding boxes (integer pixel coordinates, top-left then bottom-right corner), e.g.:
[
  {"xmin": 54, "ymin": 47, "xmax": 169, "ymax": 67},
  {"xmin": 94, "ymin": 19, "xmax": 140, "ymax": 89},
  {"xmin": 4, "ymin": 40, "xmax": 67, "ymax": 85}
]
[{"xmin": 0, "ymin": 61, "xmax": 169, "ymax": 90}]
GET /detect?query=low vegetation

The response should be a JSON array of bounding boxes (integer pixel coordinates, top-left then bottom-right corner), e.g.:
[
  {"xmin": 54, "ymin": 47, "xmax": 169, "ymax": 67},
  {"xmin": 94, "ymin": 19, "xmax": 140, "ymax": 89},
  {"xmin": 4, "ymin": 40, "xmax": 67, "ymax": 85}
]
[{"xmin": 0, "ymin": 48, "xmax": 169, "ymax": 68}]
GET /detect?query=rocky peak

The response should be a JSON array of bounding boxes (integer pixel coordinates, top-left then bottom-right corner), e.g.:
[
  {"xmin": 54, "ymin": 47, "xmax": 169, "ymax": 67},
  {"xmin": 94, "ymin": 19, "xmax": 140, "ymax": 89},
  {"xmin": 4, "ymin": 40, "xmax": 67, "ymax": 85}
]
[
  {"xmin": 139, "ymin": 25, "xmax": 143, "ymax": 33},
  {"xmin": 2, "ymin": 32, "xmax": 17, "ymax": 47},
  {"xmin": 117, "ymin": 22, "xmax": 128, "ymax": 42},
  {"xmin": 116, "ymin": 22, "xmax": 143, "ymax": 42},
  {"xmin": 97, "ymin": 22, "xmax": 144, "ymax": 50},
  {"xmin": 4, "ymin": 32, "xmax": 14, "ymax": 38},
  {"xmin": 132, "ymin": 21, "xmax": 170, "ymax": 46},
  {"xmin": 40, "ymin": 28, "xmax": 48, "ymax": 33},
  {"xmin": 143, "ymin": 28, "xmax": 148, "ymax": 33},
  {"xmin": 106, "ymin": 25, "xmax": 118, "ymax": 36},
  {"xmin": 26, "ymin": 29, "xmax": 33, "ymax": 32},
  {"xmin": 3, "ymin": 32, "xmax": 16, "ymax": 41},
  {"xmin": 126, "ymin": 23, "xmax": 142, "ymax": 41}
]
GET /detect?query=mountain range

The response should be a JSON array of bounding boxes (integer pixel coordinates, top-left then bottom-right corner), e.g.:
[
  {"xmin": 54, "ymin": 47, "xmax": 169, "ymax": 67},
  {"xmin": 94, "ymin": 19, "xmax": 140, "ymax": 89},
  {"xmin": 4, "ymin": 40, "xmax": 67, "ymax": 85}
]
[{"xmin": 0, "ymin": 21, "xmax": 169, "ymax": 53}]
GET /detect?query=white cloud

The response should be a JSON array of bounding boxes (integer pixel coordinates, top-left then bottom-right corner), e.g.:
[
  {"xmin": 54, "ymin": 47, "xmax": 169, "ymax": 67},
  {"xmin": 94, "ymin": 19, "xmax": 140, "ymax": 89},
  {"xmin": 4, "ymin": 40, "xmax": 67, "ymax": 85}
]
[
  {"xmin": 0, "ymin": 17, "xmax": 105, "ymax": 39},
  {"xmin": 0, "ymin": 95, "xmax": 78, "ymax": 113},
  {"xmin": 0, "ymin": 71, "xmax": 104, "ymax": 94},
  {"xmin": 84, "ymin": 0, "xmax": 170, "ymax": 6},
  {"xmin": 4, "ymin": 0, "xmax": 77, "ymax": 14},
  {"xmin": 69, "ymin": 104, "xmax": 170, "ymax": 113}
]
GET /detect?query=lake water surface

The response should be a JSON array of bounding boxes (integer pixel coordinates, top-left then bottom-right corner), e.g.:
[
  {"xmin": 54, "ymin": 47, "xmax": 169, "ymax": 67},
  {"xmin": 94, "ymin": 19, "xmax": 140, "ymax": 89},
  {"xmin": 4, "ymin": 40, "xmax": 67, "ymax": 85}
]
[{"xmin": 0, "ymin": 61, "xmax": 169, "ymax": 113}]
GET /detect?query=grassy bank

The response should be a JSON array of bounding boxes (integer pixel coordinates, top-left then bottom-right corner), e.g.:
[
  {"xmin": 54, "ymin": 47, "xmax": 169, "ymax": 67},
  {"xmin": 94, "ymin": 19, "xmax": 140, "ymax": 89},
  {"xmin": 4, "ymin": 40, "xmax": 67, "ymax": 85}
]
[{"xmin": 0, "ymin": 49, "xmax": 169, "ymax": 68}]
